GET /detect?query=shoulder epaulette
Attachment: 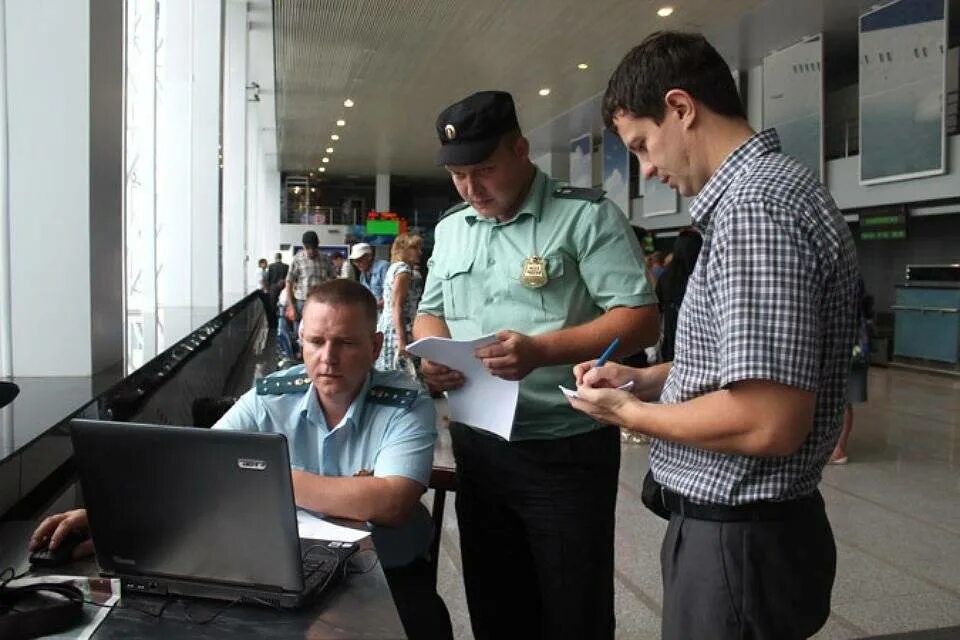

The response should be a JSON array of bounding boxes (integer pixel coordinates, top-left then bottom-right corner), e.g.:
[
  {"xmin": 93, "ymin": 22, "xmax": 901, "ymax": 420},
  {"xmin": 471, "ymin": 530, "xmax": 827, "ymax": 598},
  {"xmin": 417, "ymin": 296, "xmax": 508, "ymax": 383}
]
[
  {"xmin": 553, "ymin": 186, "xmax": 606, "ymax": 203},
  {"xmin": 257, "ymin": 374, "xmax": 311, "ymax": 395},
  {"xmin": 439, "ymin": 201, "xmax": 470, "ymax": 221},
  {"xmin": 366, "ymin": 385, "xmax": 418, "ymax": 409}
]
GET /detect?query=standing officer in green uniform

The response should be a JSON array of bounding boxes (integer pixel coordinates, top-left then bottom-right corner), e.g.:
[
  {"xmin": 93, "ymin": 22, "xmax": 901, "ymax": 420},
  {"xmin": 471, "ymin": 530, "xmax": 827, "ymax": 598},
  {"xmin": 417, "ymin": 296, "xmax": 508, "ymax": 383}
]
[{"xmin": 413, "ymin": 90, "xmax": 659, "ymax": 639}]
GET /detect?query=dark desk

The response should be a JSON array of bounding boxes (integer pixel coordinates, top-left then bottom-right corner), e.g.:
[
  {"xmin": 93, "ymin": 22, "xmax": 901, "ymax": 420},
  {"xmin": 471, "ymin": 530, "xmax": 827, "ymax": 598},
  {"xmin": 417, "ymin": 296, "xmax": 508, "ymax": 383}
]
[{"xmin": 0, "ymin": 521, "xmax": 407, "ymax": 639}]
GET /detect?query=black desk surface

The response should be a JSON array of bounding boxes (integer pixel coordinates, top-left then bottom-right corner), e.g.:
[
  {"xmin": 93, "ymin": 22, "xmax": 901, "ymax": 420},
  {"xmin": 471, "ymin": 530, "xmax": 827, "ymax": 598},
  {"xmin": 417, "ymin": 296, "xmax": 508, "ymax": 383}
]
[{"xmin": 0, "ymin": 521, "xmax": 407, "ymax": 639}]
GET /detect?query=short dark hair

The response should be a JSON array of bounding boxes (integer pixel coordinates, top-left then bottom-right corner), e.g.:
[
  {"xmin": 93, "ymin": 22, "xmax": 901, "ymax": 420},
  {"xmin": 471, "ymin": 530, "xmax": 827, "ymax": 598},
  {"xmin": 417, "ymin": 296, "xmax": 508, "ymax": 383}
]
[
  {"xmin": 302, "ymin": 230, "xmax": 319, "ymax": 248},
  {"xmin": 303, "ymin": 279, "xmax": 377, "ymax": 331},
  {"xmin": 602, "ymin": 31, "xmax": 745, "ymax": 129}
]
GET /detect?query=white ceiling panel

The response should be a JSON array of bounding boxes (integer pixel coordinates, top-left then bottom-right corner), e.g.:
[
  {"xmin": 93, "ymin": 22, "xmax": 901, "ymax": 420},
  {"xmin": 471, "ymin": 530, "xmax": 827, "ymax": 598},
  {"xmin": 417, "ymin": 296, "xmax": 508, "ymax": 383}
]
[{"xmin": 273, "ymin": 0, "xmax": 763, "ymax": 178}]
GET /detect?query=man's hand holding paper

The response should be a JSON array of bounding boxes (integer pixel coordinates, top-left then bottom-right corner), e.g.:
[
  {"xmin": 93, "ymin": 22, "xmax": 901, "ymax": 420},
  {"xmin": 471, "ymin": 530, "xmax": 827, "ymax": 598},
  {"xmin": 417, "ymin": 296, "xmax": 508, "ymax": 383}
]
[
  {"xmin": 419, "ymin": 358, "xmax": 465, "ymax": 393},
  {"xmin": 474, "ymin": 330, "xmax": 542, "ymax": 381},
  {"xmin": 406, "ymin": 335, "xmax": 520, "ymax": 440}
]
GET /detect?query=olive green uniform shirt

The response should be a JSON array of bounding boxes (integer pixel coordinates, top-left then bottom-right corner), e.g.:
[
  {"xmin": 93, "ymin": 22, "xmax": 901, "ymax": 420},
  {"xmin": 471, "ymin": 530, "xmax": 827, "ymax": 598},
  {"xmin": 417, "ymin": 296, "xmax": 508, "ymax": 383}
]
[{"xmin": 419, "ymin": 167, "xmax": 656, "ymax": 440}]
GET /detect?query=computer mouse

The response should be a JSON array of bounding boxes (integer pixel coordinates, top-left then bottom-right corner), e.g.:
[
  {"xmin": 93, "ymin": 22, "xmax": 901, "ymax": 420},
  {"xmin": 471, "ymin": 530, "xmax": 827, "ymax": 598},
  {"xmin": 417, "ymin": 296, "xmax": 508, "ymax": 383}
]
[{"xmin": 29, "ymin": 530, "xmax": 90, "ymax": 568}]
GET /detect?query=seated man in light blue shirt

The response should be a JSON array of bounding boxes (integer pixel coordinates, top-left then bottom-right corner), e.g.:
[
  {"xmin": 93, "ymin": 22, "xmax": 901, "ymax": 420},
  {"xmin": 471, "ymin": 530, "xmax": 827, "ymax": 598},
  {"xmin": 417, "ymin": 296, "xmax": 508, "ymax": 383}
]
[{"xmin": 30, "ymin": 279, "xmax": 452, "ymax": 640}]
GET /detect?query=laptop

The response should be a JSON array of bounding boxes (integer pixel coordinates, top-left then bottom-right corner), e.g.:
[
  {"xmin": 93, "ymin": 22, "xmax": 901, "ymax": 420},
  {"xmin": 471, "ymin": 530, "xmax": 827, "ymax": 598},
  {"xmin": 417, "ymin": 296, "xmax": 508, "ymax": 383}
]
[{"xmin": 69, "ymin": 419, "xmax": 359, "ymax": 608}]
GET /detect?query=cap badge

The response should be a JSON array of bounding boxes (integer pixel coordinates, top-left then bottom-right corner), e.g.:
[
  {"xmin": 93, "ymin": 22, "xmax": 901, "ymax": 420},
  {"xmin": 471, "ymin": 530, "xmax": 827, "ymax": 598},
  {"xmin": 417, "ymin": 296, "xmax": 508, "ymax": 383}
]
[{"xmin": 444, "ymin": 124, "xmax": 457, "ymax": 140}]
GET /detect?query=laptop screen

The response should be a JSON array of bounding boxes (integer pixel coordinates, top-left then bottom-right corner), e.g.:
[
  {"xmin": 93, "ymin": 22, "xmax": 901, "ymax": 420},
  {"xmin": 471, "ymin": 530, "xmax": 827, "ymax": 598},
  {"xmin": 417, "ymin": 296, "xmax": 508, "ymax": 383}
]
[{"xmin": 70, "ymin": 419, "xmax": 305, "ymax": 594}]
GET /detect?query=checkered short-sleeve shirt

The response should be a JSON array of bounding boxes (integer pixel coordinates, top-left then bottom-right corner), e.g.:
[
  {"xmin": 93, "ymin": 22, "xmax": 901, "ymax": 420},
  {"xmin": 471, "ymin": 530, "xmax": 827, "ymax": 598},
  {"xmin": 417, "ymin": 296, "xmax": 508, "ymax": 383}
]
[
  {"xmin": 652, "ymin": 130, "xmax": 860, "ymax": 505},
  {"xmin": 286, "ymin": 251, "xmax": 333, "ymax": 301}
]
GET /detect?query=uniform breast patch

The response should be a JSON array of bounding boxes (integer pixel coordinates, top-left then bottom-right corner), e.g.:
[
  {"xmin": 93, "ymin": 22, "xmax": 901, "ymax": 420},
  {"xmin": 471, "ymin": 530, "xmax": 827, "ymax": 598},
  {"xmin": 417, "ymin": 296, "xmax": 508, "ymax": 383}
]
[
  {"xmin": 257, "ymin": 375, "xmax": 311, "ymax": 395},
  {"xmin": 553, "ymin": 186, "xmax": 605, "ymax": 202},
  {"xmin": 366, "ymin": 385, "xmax": 417, "ymax": 408}
]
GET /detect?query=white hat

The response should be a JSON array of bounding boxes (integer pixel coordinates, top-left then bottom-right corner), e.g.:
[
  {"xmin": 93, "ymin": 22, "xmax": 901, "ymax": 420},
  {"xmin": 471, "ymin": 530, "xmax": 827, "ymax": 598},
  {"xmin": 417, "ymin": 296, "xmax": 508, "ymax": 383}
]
[{"xmin": 349, "ymin": 243, "xmax": 373, "ymax": 260}]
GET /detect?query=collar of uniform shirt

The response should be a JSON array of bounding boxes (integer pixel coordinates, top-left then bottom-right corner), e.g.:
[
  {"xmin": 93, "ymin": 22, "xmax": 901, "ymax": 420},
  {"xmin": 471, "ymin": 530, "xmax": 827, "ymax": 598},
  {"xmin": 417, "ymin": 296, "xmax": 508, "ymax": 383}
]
[
  {"xmin": 300, "ymin": 371, "xmax": 372, "ymax": 432},
  {"xmin": 464, "ymin": 167, "xmax": 546, "ymax": 225}
]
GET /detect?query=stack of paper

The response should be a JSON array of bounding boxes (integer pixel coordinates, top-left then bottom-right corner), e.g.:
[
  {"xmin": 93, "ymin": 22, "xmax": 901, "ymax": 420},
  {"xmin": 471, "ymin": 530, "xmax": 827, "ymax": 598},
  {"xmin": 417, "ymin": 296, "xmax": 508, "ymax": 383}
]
[
  {"xmin": 406, "ymin": 335, "xmax": 520, "ymax": 440},
  {"xmin": 297, "ymin": 510, "xmax": 371, "ymax": 542}
]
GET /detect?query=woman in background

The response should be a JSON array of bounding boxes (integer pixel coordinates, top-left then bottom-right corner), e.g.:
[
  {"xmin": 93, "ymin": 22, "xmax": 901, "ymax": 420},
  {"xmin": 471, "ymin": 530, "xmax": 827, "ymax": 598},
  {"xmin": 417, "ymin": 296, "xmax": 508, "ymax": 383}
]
[
  {"xmin": 376, "ymin": 233, "xmax": 423, "ymax": 372},
  {"xmin": 655, "ymin": 229, "xmax": 703, "ymax": 363},
  {"xmin": 831, "ymin": 280, "xmax": 873, "ymax": 464}
]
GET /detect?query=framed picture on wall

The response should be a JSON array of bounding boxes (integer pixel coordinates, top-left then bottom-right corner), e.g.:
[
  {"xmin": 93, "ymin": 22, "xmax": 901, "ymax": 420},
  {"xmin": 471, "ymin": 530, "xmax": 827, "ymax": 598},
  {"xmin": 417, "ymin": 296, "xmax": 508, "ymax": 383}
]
[
  {"xmin": 602, "ymin": 129, "xmax": 630, "ymax": 217},
  {"xmin": 763, "ymin": 34, "xmax": 824, "ymax": 182},
  {"xmin": 641, "ymin": 177, "xmax": 679, "ymax": 217},
  {"xmin": 569, "ymin": 133, "xmax": 593, "ymax": 188},
  {"xmin": 859, "ymin": 0, "xmax": 947, "ymax": 184}
]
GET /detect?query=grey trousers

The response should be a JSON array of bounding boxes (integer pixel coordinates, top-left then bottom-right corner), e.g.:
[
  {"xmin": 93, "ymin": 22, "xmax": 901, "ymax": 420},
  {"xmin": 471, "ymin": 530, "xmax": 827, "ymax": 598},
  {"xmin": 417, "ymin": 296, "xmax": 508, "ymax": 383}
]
[{"xmin": 660, "ymin": 497, "xmax": 836, "ymax": 640}]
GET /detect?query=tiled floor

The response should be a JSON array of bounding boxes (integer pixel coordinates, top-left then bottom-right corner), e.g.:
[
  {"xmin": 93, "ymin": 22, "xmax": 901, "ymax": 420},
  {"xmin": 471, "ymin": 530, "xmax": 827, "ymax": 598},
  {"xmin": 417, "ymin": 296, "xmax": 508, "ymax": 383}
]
[{"xmin": 424, "ymin": 367, "xmax": 960, "ymax": 639}]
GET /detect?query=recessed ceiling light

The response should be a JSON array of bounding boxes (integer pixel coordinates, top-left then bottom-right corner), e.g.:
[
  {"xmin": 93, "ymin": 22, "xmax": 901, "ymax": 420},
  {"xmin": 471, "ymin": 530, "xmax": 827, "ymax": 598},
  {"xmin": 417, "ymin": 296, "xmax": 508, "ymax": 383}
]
[
  {"xmin": 577, "ymin": 63, "xmax": 589, "ymax": 70},
  {"xmin": 319, "ymin": 167, "xmax": 326, "ymax": 172},
  {"xmin": 326, "ymin": 147, "xmax": 334, "ymax": 153},
  {"xmin": 336, "ymin": 119, "xmax": 346, "ymax": 127},
  {"xmin": 331, "ymin": 134, "xmax": 340, "ymax": 141},
  {"xmin": 343, "ymin": 98, "xmax": 354, "ymax": 108},
  {"xmin": 321, "ymin": 157, "xmax": 330, "ymax": 163},
  {"xmin": 538, "ymin": 88, "xmax": 551, "ymax": 96},
  {"xmin": 657, "ymin": 6, "xmax": 674, "ymax": 17},
  {"xmin": 310, "ymin": 187, "xmax": 316, "ymax": 193}
]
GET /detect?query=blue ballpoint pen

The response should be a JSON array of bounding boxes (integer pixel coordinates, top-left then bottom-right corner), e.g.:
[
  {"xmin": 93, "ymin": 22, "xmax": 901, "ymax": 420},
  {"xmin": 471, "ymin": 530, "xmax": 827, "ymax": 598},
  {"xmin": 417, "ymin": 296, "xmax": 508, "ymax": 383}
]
[{"xmin": 594, "ymin": 337, "xmax": 620, "ymax": 367}]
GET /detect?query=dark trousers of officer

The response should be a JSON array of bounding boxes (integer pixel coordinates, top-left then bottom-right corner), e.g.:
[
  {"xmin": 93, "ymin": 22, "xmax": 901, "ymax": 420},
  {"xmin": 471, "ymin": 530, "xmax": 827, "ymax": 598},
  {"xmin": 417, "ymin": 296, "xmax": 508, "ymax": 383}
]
[
  {"xmin": 450, "ymin": 422, "xmax": 620, "ymax": 640},
  {"xmin": 383, "ymin": 558, "xmax": 453, "ymax": 640},
  {"xmin": 660, "ymin": 492, "xmax": 836, "ymax": 640}
]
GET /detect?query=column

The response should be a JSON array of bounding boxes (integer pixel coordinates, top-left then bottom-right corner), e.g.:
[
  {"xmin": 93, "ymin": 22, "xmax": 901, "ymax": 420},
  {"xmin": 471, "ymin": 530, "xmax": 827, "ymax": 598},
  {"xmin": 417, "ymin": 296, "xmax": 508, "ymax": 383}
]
[{"xmin": 375, "ymin": 172, "xmax": 391, "ymax": 211}]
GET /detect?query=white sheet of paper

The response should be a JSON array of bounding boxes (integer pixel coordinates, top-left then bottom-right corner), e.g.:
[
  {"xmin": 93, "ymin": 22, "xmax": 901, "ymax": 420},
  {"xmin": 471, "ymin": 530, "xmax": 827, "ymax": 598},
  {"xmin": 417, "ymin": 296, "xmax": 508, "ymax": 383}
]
[
  {"xmin": 297, "ymin": 509, "xmax": 371, "ymax": 543},
  {"xmin": 406, "ymin": 335, "xmax": 520, "ymax": 440},
  {"xmin": 559, "ymin": 380, "xmax": 635, "ymax": 399}
]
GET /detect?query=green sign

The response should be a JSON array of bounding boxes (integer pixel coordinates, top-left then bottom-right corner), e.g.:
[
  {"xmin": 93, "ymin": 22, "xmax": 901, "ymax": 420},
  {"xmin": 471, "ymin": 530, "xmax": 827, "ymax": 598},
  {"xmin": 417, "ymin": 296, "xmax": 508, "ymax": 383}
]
[
  {"xmin": 858, "ymin": 205, "xmax": 907, "ymax": 240},
  {"xmin": 860, "ymin": 229, "xmax": 906, "ymax": 240},
  {"xmin": 365, "ymin": 219, "xmax": 400, "ymax": 236}
]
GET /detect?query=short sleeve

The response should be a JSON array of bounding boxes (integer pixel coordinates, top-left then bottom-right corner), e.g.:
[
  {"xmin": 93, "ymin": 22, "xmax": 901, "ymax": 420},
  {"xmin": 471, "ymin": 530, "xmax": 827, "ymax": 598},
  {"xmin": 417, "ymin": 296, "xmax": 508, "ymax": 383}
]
[
  {"xmin": 575, "ymin": 201, "xmax": 658, "ymax": 310},
  {"xmin": 211, "ymin": 388, "xmax": 262, "ymax": 431},
  {"xmin": 712, "ymin": 199, "xmax": 821, "ymax": 391},
  {"xmin": 373, "ymin": 395, "xmax": 437, "ymax": 487},
  {"xmin": 417, "ymin": 241, "xmax": 446, "ymax": 318},
  {"xmin": 285, "ymin": 258, "xmax": 299, "ymax": 284}
]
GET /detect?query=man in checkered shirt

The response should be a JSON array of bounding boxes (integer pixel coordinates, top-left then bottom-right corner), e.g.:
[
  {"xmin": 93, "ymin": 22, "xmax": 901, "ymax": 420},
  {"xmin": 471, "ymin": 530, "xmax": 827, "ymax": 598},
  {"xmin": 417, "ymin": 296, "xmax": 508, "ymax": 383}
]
[
  {"xmin": 283, "ymin": 230, "xmax": 334, "ymax": 360},
  {"xmin": 569, "ymin": 32, "xmax": 860, "ymax": 640}
]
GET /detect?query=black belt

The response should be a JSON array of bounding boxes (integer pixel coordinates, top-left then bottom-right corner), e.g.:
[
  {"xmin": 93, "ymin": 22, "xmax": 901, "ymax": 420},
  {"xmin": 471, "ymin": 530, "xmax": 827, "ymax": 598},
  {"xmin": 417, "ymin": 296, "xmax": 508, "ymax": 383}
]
[{"xmin": 660, "ymin": 487, "xmax": 824, "ymax": 522}]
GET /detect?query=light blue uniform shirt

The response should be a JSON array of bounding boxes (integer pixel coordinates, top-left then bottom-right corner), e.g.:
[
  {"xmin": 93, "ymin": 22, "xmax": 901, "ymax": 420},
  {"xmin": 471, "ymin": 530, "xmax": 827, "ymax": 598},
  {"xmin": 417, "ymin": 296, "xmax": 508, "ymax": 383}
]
[{"xmin": 214, "ymin": 365, "xmax": 437, "ymax": 568}]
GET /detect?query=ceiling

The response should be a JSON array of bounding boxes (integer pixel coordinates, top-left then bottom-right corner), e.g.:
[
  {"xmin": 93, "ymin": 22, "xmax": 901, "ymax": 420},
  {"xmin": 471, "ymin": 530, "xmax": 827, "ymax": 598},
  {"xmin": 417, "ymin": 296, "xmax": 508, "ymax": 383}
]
[{"xmin": 272, "ymin": 0, "xmax": 954, "ymax": 179}]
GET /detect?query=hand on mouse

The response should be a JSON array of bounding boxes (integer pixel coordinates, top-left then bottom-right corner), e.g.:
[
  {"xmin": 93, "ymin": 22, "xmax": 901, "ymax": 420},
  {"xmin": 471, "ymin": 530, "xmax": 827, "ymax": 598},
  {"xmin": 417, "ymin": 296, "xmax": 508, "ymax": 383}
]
[{"xmin": 30, "ymin": 509, "xmax": 95, "ymax": 559}]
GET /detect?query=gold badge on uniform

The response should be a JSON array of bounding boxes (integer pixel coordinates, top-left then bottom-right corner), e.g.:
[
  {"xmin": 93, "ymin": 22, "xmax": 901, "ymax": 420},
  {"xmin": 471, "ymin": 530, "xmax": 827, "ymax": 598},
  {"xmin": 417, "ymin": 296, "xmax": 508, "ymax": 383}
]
[{"xmin": 520, "ymin": 256, "xmax": 548, "ymax": 289}]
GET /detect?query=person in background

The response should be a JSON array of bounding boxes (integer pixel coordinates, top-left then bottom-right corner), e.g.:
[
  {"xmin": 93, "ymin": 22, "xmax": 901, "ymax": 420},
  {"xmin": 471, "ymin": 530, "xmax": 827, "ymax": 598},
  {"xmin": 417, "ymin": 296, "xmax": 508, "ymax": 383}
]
[
  {"xmin": 654, "ymin": 229, "xmax": 703, "ymax": 362},
  {"xmin": 414, "ymin": 89, "xmax": 659, "ymax": 640},
  {"xmin": 408, "ymin": 264, "xmax": 425, "ymax": 316},
  {"xmin": 256, "ymin": 258, "xmax": 269, "ymax": 292},
  {"xmin": 30, "ymin": 280, "xmax": 453, "ymax": 640},
  {"xmin": 266, "ymin": 252, "xmax": 290, "ymax": 326},
  {"xmin": 350, "ymin": 243, "xmax": 390, "ymax": 310},
  {"xmin": 330, "ymin": 252, "xmax": 348, "ymax": 279},
  {"xmin": 339, "ymin": 252, "xmax": 357, "ymax": 280},
  {"xmin": 275, "ymin": 286, "xmax": 296, "ymax": 368},
  {"xmin": 830, "ymin": 281, "xmax": 873, "ymax": 464},
  {"xmin": 570, "ymin": 31, "xmax": 859, "ymax": 639},
  {"xmin": 646, "ymin": 251, "xmax": 666, "ymax": 279},
  {"xmin": 283, "ymin": 231, "xmax": 333, "ymax": 362},
  {"xmin": 376, "ymin": 233, "xmax": 423, "ymax": 373}
]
